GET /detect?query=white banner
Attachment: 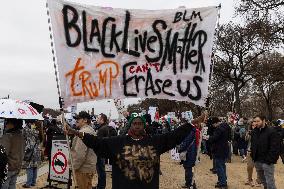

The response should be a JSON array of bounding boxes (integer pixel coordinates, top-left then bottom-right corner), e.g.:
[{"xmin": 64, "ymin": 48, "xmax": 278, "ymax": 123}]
[
  {"xmin": 47, "ymin": 0, "xmax": 219, "ymax": 107},
  {"xmin": 50, "ymin": 139, "xmax": 70, "ymax": 183}
]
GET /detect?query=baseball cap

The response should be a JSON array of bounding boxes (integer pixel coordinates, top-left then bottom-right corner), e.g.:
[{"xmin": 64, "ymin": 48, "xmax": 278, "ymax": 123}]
[{"xmin": 73, "ymin": 111, "xmax": 91, "ymax": 120}]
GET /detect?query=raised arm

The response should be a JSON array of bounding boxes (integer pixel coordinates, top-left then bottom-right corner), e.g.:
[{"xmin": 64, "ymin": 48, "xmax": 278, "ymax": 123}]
[
  {"xmin": 154, "ymin": 112, "xmax": 207, "ymax": 154},
  {"xmin": 65, "ymin": 126, "xmax": 113, "ymax": 158},
  {"xmin": 154, "ymin": 123, "xmax": 193, "ymax": 154}
]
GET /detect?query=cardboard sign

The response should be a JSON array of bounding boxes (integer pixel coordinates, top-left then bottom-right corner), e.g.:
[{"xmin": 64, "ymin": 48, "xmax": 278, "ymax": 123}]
[
  {"xmin": 50, "ymin": 138, "xmax": 70, "ymax": 183},
  {"xmin": 148, "ymin": 107, "xmax": 157, "ymax": 122},
  {"xmin": 47, "ymin": 0, "xmax": 219, "ymax": 107}
]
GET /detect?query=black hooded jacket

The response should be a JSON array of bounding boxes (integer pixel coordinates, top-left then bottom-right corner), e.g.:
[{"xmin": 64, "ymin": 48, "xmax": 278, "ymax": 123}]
[{"xmin": 208, "ymin": 122, "xmax": 231, "ymax": 159}]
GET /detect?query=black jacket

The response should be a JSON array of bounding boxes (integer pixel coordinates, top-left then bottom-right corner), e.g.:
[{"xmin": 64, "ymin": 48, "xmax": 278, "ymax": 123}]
[
  {"xmin": 108, "ymin": 127, "xmax": 118, "ymax": 137},
  {"xmin": 208, "ymin": 123, "xmax": 231, "ymax": 159},
  {"xmin": 97, "ymin": 124, "xmax": 110, "ymax": 138},
  {"xmin": 251, "ymin": 126, "xmax": 280, "ymax": 164}
]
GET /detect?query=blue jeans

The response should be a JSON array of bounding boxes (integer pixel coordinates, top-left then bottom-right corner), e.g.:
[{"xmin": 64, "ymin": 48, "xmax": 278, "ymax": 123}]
[
  {"xmin": 213, "ymin": 158, "xmax": 217, "ymax": 170},
  {"xmin": 184, "ymin": 167, "xmax": 193, "ymax": 186},
  {"xmin": 1, "ymin": 171, "xmax": 19, "ymax": 189},
  {"xmin": 239, "ymin": 149, "xmax": 247, "ymax": 157},
  {"xmin": 26, "ymin": 167, "xmax": 38, "ymax": 186},
  {"xmin": 255, "ymin": 162, "xmax": 276, "ymax": 189},
  {"xmin": 227, "ymin": 142, "xmax": 232, "ymax": 161},
  {"xmin": 201, "ymin": 140, "xmax": 207, "ymax": 153},
  {"xmin": 215, "ymin": 158, "xmax": 227, "ymax": 185},
  {"xmin": 96, "ymin": 157, "xmax": 106, "ymax": 189}
]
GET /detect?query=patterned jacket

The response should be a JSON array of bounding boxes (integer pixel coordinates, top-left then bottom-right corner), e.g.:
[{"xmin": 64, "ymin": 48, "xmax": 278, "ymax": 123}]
[{"xmin": 22, "ymin": 127, "xmax": 42, "ymax": 168}]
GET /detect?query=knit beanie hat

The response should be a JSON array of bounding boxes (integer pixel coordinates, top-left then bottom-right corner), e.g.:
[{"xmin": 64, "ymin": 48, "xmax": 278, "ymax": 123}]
[{"xmin": 127, "ymin": 114, "xmax": 146, "ymax": 130}]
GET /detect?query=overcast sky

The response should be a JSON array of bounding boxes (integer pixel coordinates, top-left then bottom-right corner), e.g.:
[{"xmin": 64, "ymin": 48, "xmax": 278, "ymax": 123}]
[{"xmin": 0, "ymin": 0, "xmax": 235, "ymax": 118}]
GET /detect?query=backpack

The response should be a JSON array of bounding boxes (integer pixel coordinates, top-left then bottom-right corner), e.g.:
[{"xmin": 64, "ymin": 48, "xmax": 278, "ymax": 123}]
[
  {"xmin": 0, "ymin": 145, "xmax": 8, "ymax": 185},
  {"xmin": 274, "ymin": 127, "xmax": 284, "ymax": 164},
  {"xmin": 239, "ymin": 127, "xmax": 246, "ymax": 139}
]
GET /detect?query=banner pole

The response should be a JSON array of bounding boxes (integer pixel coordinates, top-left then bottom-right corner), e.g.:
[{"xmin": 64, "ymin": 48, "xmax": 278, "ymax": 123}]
[
  {"xmin": 207, "ymin": 4, "xmax": 222, "ymax": 113},
  {"xmin": 46, "ymin": 2, "xmax": 77, "ymax": 187}
]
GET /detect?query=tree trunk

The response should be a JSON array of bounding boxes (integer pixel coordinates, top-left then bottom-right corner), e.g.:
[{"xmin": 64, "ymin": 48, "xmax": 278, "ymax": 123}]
[
  {"xmin": 260, "ymin": 86, "xmax": 273, "ymax": 121},
  {"xmin": 267, "ymin": 103, "xmax": 273, "ymax": 121},
  {"xmin": 234, "ymin": 84, "xmax": 242, "ymax": 116}
]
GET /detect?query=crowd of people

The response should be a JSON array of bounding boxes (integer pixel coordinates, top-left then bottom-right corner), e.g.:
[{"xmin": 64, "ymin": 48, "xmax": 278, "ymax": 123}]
[
  {"xmin": 0, "ymin": 109, "xmax": 283, "ymax": 189},
  {"xmin": 200, "ymin": 116, "xmax": 284, "ymax": 189}
]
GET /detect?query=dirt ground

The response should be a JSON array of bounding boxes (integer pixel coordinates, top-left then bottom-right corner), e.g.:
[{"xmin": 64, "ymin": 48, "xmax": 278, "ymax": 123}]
[{"xmin": 17, "ymin": 153, "xmax": 284, "ymax": 189}]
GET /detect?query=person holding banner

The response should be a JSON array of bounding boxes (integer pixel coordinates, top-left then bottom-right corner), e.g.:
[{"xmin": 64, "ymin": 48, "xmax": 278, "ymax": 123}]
[
  {"xmin": 71, "ymin": 111, "xmax": 97, "ymax": 189},
  {"xmin": 65, "ymin": 112, "xmax": 207, "ymax": 189}
]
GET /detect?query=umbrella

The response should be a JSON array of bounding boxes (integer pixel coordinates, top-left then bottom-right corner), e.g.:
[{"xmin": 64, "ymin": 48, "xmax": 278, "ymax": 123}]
[{"xmin": 0, "ymin": 99, "xmax": 43, "ymax": 120}]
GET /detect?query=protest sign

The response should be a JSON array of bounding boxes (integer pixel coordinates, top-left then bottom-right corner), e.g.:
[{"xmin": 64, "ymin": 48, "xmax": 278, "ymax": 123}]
[
  {"xmin": 50, "ymin": 137, "xmax": 70, "ymax": 183},
  {"xmin": 47, "ymin": 0, "xmax": 218, "ymax": 107},
  {"xmin": 148, "ymin": 106, "xmax": 157, "ymax": 122},
  {"xmin": 113, "ymin": 98, "xmax": 126, "ymax": 119},
  {"xmin": 70, "ymin": 105, "xmax": 77, "ymax": 114}
]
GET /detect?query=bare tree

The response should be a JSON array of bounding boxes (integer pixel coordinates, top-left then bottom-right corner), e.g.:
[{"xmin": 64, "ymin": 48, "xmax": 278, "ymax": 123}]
[
  {"xmin": 237, "ymin": 0, "xmax": 284, "ymax": 43},
  {"xmin": 213, "ymin": 22, "xmax": 272, "ymax": 116},
  {"xmin": 237, "ymin": 0, "xmax": 284, "ymax": 13},
  {"xmin": 251, "ymin": 52, "xmax": 284, "ymax": 120}
]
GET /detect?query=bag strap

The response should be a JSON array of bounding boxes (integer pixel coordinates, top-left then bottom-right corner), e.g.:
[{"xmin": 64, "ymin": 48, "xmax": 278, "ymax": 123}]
[
  {"xmin": 187, "ymin": 139, "xmax": 195, "ymax": 150},
  {"xmin": 26, "ymin": 141, "xmax": 38, "ymax": 161}
]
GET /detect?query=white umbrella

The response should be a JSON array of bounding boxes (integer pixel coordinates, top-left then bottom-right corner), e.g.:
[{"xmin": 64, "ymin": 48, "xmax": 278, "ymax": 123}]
[{"xmin": 0, "ymin": 99, "xmax": 43, "ymax": 120}]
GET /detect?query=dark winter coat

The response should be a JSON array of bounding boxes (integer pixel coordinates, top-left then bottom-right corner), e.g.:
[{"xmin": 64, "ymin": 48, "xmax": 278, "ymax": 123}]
[
  {"xmin": 274, "ymin": 126, "xmax": 284, "ymax": 156},
  {"xmin": 178, "ymin": 128, "xmax": 197, "ymax": 167},
  {"xmin": 251, "ymin": 126, "xmax": 280, "ymax": 164},
  {"xmin": 97, "ymin": 124, "xmax": 110, "ymax": 138},
  {"xmin": 208, "ymin": 123, "xmax": 231, "ymax": 159},
  {"xmin": 108, "ymin": 127, "xmax": 118, "ymax": 137},
  {"xmin": 0, "ymin": 130, "xmax": 25, "ymax": 171},
  {"xmin": 0, "ymin": 145, "xmax": 8, "ymax": 186}
]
